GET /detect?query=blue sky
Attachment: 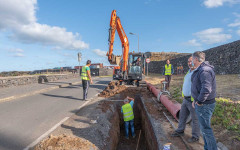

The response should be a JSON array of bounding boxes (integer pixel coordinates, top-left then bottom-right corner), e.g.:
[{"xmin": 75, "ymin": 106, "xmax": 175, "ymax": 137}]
[{"xmin": 0, "ymin": 0, "xmax": 240, "ymax": 72}]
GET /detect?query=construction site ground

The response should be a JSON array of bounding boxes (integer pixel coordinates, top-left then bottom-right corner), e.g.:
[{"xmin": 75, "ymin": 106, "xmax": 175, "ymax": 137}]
[
  {"xmin": 146, "ymin": 74, "xmax": 240, "ymax": 150},
  {"xmin": 146, "ymin": 74, "xmax": 240, "ymax": 101},
  {"xmin": 33, "ymin": 74, "xmax": 240, "ymax": 150}
]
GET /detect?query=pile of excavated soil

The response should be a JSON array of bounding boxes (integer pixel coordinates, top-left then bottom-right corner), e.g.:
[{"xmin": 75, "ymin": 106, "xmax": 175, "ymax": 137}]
[
  {"xmin": 34, "ymin": 134, "xmax": 97, "ymax": 150},
  {"xmin": 98, "ymin": 81, "xmax": 127, "ymax": 97}
]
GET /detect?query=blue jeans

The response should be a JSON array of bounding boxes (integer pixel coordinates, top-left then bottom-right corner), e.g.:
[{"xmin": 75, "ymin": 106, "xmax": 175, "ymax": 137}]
[
  {"xmin": 195, "ymin": 103, "xmax": 217, "ymax": 150},
  {"xmin": 124, "ymin": 120, "xmax": 135, "ymax": 138}
]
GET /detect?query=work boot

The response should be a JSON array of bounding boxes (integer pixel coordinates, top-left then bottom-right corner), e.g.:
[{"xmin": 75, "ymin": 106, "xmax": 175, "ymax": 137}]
[
  {"xmin": 187, "ymin": 137, "xmax": 199, "ymax": 143},
  {"xmin": 171, "ymin": 131, "xmax": 184, "ymax": 137}
]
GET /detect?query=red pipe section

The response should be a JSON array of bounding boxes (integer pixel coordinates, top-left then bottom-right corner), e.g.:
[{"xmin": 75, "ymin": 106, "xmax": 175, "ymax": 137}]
[{"xmin": 146, "ymin": 82, "xmax": 181, "ymax": 121}]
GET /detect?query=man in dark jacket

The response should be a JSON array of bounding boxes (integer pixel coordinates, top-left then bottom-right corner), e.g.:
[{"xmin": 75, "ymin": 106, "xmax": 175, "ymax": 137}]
[{"xmin": 191, "ymin": 51, "xmax": 217, "ymax": 150}]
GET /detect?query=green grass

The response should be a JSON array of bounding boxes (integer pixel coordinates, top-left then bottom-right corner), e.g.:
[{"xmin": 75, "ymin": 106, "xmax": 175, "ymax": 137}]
[
  {"xmin": 212, "ymin": 98, "xmax": 240, "ymax": 133},
  {"xmin": 170, "ymin": 86, "xmax": 183, "ymax": 103}
]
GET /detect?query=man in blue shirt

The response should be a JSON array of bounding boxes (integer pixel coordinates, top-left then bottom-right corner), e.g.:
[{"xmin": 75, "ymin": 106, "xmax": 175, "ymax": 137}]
[{"xmin": 171, "ymin": 56, "xmax": 200, "ymax": 143}]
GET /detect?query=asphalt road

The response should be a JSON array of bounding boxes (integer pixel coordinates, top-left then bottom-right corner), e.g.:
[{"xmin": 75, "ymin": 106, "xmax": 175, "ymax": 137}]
[{"xmin": 0, "ymin": 77, "xmax": 111, "ymax": 150}]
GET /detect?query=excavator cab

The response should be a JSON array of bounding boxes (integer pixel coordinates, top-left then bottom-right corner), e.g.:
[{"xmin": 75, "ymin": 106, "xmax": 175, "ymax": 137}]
[{"xmin": 127, "ymin": 52, "xmax": 145, "ymax": 84}]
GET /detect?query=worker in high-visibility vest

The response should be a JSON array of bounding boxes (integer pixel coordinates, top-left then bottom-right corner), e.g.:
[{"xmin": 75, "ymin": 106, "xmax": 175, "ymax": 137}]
[
  {"xmin": 171, "ymin": 56, "xmax": 200, "ymax": 143},
  {"xmin": 81, "ymin": 60, "xmax": 93, "ymax": 100},
  {"xmin": 121, "ymin": 96, "xmax": 136, "ymax": 139},
  {"xmin": 162, "ymin": 59, "xmax": 174, "ymax": 89}
]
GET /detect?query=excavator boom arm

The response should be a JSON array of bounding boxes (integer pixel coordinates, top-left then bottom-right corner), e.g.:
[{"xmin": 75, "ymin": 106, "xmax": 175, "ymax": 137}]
[
  {"xmin": 107, "ymin": 10, "xmax": 117, "ymax": 61},
  {"xmin": 107, "ymin": 10, "xmax": 129, "ymax": 72}
]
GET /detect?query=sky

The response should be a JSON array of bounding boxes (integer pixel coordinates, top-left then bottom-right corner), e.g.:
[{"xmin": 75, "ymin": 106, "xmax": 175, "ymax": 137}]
[{"xmin": 0, "ymin": 0, "xmax": 240, "ymax": 72}]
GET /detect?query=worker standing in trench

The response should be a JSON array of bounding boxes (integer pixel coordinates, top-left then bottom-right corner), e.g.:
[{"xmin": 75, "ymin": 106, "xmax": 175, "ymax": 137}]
[
  {"xmin": 81, "ymin": 60, "xmax": 93, "ymax": 100},
  {"xmin": 121, "ymin": 96, "xmax": 136, "ymax": 139},
  {"xmin": 163, "ymin": 59, "xmax": 174, "ymax": 90},
  {"xmin": 171, "ymin": 56, "xmax": 200, "ymax": 143}
]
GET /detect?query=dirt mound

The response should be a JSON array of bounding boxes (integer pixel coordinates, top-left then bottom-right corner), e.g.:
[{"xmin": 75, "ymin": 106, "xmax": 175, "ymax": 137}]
[
  {"xmin": 34, "ymin": 134, "xmax": 97, "ymax": 150},
  {"xmin": 98, "ymin": 81, "xmax": 127, "ymax": 97}
]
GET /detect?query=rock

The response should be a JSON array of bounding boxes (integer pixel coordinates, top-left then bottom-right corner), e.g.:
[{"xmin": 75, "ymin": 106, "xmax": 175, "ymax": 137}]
[
  {"xmin": 90, "ymin": 120, "xmax": 97, "ymax": 124},
  {"xmin": 217, "ymin": 142, "xmax": 229, "ymax": 150}
]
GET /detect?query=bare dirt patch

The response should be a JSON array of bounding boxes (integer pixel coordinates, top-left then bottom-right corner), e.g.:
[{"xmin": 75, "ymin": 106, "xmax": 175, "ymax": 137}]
[{"xmin": 34, "ymin": 134, "xmax": 97, "ymax": 150}]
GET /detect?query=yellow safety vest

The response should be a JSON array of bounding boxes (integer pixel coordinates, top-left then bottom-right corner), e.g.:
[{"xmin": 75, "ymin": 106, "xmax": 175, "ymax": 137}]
[
  {"xmin": 81, "ymin": 66, "xmax": 90, "ymax": 80},
  {"xmin": 182, "ymin": 71, "xmax": 194, "ymax": 102},
  {"xmin": 165, "ymin": 64, "xmax": 172, "ymax": 75},
  {"xmin": 122, "ymin": 103, "xmax": 134, "ymax": 122}
]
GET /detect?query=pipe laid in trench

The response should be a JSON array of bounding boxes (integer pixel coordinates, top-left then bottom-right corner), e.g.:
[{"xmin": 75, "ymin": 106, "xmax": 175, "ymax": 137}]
[{"xmin": 146, "ymin": 82, "xmax": 181, "ymax": 121}]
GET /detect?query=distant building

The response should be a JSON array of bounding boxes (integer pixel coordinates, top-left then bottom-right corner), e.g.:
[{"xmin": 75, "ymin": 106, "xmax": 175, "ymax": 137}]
[
  {"xmin": 62, "ymin": 66, "xmax": 72, "ymax": 70},
  {"xmin": 104, "ymin": 65, "xmax": 116, "ymax": 69},
  {"xmin": 90, "ymin": 63, "xmax": 103, "ymax": 69}
]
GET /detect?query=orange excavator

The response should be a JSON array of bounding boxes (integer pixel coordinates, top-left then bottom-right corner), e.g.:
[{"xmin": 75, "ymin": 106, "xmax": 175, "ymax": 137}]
[{"xmin": 107, "ymin": 10, "xmax": 146, "ymax": 86}]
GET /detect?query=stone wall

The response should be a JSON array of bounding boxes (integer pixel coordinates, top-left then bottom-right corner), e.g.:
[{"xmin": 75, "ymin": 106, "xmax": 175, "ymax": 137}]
[
  {"xmin": 146, "ymin": 40, "xmax": 240, "ymax": 75},
  {"xmin": 0, "ymin": 74, "xmax": 77, "ymax": 88}
]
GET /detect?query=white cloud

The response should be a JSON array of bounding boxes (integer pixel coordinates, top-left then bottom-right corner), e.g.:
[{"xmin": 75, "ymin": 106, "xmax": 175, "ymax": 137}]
[
  {"xmin": 228, "ymin": 13, "xmax": 240, "ymax": 27},
  {"xmin": 8, "ymin": 48, "xmax": 24, "ymax": 53},
  {"xmin": 233, "ymin": 12, "xmax": 240, "ymax": 17},
  {"xmin": 237, "ymin": 29, "xmax": 240, "ymax": 35},
  {"xmin": 12, "ymin": 53, "xmax": 25, "ymax": 57},
  {"xmin": 58, "ymin": 60, "xmax": 67, "ymax": 64},
  {"xmin": 46, "ymin": 62, "xmax": 54, "ymax": 65},
  {"xmin": 228, "ymin": 12, "xmax": 240, "ymax": 35},
  {"xmin": 8, "ymin": 48, "xmax": 25, "ymax": 57},
  {"xmin": 184, "ymin": 39, "xmax": 202, "ymax": 47},
  {"xmin": 0, "ymin": 0, "xmax": 89, "ymax": 50},
  {"xmin": 93, "ymin": 49, "xmax": 107, "ymax": 57},
  {"xmin": 228, "ymin": 22, "xmax": 240, "ymax": 27},
  {"xmin": 194, "ymin": 28, "xmax": 231, "ymax": 44},
  {"xmin": 203, "ymin": 0, "xmax": 240, "ymax": 8},
  {"xmin": 63, "ymin": 53, "xmax": 75, "ymax": 59}
]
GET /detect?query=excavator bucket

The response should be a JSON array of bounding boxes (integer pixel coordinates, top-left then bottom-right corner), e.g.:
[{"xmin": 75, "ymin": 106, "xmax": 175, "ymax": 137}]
[{"xmin": 109, "ymin": 54, "xmax": 121, "ymax": 66}]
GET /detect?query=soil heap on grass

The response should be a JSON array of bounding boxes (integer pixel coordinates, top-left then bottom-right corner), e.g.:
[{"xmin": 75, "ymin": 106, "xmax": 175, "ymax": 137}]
[
  {"xmin": 98, "ymin": 81, "xmax": 127, "ymax": 97},
  {"xmin": 34, "ymin": 134, "xmax": 97, "ymax": 150}
]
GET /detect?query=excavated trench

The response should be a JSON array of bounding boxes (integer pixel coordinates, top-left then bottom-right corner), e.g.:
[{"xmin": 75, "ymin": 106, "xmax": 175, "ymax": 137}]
[
  {"xmin": 116, "ymin": 95, "xmax": 147, "ymax": 150},
  {"xmin": 106, "ymin": 88, "xmax": 160, "ymax": 150}
]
